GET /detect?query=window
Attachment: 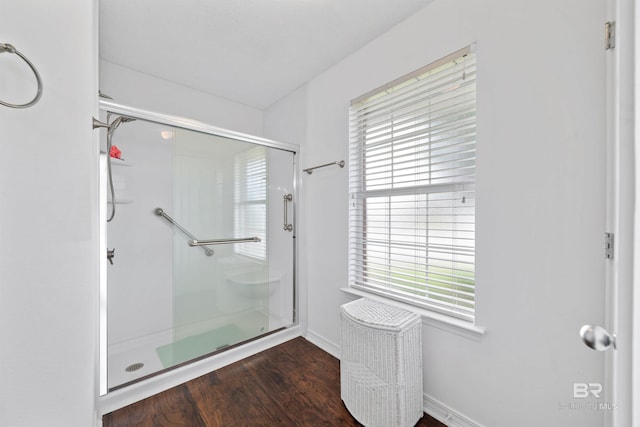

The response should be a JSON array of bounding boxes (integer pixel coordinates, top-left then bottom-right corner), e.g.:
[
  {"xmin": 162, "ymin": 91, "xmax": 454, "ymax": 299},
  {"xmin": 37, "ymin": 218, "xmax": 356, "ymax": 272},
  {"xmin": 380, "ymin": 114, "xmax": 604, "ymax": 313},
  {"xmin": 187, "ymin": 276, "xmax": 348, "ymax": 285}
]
[
  {"xmin": 234, "ymin": 146, "xmax": 267, "ymax": 260},
  {"xmin": 349, "ymin": 46, "xmax": 476, "ymax": 322}
]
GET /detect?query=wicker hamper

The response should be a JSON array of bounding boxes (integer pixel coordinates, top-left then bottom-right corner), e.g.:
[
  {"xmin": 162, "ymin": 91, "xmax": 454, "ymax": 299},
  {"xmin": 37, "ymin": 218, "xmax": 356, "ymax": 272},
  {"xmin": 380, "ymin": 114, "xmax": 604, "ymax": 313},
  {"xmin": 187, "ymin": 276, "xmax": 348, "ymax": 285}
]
[{"xmin": 340, "ymin": 298, "xmax": 423, "ymax": 427}]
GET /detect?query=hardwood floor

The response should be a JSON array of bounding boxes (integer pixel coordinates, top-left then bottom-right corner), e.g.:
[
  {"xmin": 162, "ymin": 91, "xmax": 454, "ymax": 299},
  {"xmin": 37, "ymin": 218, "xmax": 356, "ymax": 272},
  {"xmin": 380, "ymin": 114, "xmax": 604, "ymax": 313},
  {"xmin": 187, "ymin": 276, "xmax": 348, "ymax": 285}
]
[{"xmin": 103, "ymin": 337, "xmax": 446, "ymax": 427}]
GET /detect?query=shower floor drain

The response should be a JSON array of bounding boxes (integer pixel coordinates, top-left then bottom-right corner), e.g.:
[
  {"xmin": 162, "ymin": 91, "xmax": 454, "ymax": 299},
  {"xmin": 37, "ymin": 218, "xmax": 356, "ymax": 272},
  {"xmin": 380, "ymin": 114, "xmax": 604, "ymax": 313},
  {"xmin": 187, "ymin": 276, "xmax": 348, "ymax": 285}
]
[{"xmin": 125, "ymin": 362, "xmax": 144, "ymax": 372}]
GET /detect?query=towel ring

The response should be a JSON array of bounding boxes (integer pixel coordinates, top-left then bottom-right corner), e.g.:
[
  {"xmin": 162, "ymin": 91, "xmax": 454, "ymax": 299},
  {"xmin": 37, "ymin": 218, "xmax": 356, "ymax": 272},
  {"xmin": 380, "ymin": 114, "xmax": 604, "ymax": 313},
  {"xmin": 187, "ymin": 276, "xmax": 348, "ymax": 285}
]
[{"xmin": 0, "ymin": 43, "xmax": 43, "ymax": 109}]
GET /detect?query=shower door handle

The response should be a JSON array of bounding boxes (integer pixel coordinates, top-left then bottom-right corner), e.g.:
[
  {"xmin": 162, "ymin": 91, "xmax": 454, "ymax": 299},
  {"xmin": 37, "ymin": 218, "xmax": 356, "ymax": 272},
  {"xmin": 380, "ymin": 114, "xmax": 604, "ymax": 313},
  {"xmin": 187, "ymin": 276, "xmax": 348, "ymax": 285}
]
[{"xmin": 283, "ymin": 194, "xmax": 293, "ymax": 232}]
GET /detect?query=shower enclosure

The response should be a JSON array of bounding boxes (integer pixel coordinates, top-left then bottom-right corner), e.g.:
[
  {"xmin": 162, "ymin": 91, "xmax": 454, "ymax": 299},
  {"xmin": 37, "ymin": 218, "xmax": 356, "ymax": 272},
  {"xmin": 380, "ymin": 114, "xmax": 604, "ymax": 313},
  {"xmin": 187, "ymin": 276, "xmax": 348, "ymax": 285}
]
[{"xmin": 98, "ymin": 102, "xmax": 297, "ymax": 392}]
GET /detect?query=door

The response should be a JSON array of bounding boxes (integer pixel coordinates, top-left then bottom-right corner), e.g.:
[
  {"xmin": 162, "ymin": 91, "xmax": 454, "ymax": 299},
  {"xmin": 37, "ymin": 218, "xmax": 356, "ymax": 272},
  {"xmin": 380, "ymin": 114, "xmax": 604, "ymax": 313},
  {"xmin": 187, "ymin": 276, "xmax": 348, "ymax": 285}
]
[
  {"xmin": 600, "ymin": 1, "xmax": 634, "ymax": 425},
  {"xmin": 169, "ymin": 128, "xmax": 296, "ymax": 357},
  {"xmin": 578, "ymin": 2, "xmax": 633, "ymax": 426}
]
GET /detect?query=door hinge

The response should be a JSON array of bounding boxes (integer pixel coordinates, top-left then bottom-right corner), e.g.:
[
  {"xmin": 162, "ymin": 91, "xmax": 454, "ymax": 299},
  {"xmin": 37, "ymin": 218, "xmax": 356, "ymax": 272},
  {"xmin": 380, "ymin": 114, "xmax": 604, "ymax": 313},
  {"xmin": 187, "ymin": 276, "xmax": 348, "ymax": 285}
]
[
  {"xmin": 605, "ymin": 21, "xmax": 616, "ymax": 50},
  {"xmin": 605, "ymin": 232, "xmax": 614, "ymax": 259}
]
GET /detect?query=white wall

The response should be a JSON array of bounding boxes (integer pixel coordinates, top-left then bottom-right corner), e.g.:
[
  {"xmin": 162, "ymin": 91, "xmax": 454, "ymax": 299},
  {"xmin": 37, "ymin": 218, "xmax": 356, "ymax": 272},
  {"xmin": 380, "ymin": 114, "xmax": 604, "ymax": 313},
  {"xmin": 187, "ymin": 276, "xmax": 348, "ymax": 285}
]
[
  {"xmin": 0, "ymin": 1, "xmax": 98, "ymax": 426},
  {"xmin": 100, "ymin": 60, "xmax": 264, "ymax": 136},
  {"xmin": 265, "ymin": 1, "xmax": 609, "ymax": 426},
  {"xmin": 264, "ymin": 85, "xmax": 308, "ymax": 146}
]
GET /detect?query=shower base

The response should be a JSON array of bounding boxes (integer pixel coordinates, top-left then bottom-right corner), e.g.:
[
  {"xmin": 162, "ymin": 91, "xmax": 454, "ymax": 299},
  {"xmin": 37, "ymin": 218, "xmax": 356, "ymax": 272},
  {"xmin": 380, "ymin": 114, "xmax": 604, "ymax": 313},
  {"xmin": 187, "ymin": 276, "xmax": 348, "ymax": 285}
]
[
  {"xmin": 108, "ymin": 309, "xmax": 286, "ymax": 390},
  {"xmin": 156, "ymin": 323, "xmax": 252, "ymax": 367}
]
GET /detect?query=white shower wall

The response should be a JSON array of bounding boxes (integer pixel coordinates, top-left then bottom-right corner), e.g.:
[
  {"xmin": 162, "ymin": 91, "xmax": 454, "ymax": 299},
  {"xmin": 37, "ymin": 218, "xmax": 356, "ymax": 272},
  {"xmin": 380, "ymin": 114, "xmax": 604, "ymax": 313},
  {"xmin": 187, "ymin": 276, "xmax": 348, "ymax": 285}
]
[{"xmin": 106, "ymin": 121, "xmax": 174, "ymax": 347}]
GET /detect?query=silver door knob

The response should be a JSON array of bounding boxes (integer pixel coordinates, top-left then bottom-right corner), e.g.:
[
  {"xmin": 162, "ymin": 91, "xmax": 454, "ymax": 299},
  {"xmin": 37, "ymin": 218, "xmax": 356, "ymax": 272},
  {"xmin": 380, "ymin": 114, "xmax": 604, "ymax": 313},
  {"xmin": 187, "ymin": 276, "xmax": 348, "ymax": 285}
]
[{"xmin": 580, "ymin": 324, "xmax": 616, "ymax": 351}]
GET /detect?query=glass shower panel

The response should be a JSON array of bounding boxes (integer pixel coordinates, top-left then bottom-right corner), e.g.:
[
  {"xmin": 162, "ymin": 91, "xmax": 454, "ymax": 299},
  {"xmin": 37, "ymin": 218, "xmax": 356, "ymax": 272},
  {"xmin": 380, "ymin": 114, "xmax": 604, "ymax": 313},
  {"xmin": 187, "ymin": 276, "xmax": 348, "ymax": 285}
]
[
  {"xmin": 105, "ymin": 116, "xmax": 295, "ymax": 391},
  {"xmin": 266, "ymin": 148, "xmax": 296, "ymax": 330},
  {"xmin": 159, "ymin": 130, "xmax": 271, "ymax": 367}
]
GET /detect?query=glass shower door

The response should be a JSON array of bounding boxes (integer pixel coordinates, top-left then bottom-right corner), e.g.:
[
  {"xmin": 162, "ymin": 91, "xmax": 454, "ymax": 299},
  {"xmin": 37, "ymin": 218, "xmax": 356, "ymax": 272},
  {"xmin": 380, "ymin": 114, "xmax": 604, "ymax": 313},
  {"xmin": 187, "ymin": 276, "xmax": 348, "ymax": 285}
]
[
  {"xmin": 104, "ymin": 114, "xmax": 295, "ymax": 390},
  {"xmin": 157, "ymin": 129, "xmax": 294, "ymax": 367}
]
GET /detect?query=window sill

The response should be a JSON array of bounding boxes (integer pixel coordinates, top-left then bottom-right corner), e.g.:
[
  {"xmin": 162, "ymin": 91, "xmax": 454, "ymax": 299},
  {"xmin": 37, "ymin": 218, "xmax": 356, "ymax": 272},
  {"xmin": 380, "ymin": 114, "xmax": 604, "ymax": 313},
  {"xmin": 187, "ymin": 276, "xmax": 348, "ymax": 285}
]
[{"xmin": 340, "ymin": 287, "xmax": 486, "ymax": 341}]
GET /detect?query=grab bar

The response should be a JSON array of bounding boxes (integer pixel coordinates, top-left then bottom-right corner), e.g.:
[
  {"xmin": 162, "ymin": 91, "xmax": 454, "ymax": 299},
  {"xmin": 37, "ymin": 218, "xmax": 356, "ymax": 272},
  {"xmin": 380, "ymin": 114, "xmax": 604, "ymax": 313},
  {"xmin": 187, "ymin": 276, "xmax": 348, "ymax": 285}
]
[
  {"xmin": 283, "ymin": 194, "xmax": 293, "ymax": 232},
  {"xmin": 154, "ymin": 207, "xmax": 214, "ymax": 256},
  {"xmin": 188, "ymin": 237, "xmax": 261, "ymax": 246}
]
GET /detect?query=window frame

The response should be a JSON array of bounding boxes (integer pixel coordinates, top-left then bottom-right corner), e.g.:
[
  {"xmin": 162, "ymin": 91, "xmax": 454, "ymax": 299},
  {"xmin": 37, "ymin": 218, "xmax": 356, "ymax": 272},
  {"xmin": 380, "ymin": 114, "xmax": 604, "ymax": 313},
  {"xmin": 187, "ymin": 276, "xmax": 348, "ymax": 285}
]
[
  {"xmin": 348, "ymin": 45, "xmax": 477, "ymax": 323},
  {"xmin": 234, "ymin": 146, "xmax": 268, "ymax": 261}
]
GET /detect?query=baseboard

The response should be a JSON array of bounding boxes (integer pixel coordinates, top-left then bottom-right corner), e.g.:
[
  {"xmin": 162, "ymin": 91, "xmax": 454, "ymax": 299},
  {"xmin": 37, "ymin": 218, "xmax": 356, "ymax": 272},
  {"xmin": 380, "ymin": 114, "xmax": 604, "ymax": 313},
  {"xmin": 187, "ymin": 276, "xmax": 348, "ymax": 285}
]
[
  {"xmin": 303, "ymin": 329, "xmax": 341, "ymax": 359},
  {"xmin": 423, "ymin": 394, "xmax": 484, "ymax": 427}
]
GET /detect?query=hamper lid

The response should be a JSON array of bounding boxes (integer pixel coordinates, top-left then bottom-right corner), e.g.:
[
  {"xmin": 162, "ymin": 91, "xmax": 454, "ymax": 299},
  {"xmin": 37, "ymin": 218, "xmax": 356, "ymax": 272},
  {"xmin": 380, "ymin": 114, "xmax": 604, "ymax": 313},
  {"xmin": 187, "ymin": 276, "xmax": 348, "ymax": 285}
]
[{"xmin": 341, "ymin": 298, "xmax": 420, "ymax": 331}]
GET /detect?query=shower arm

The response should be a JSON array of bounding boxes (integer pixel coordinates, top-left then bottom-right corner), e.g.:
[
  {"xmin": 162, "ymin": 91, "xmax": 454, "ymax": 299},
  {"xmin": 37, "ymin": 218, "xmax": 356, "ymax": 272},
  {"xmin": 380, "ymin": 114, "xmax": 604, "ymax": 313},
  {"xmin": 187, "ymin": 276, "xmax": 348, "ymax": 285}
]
[{"xmin": 154, "ymin": 208, "xmax": 214, "ymax": 256}]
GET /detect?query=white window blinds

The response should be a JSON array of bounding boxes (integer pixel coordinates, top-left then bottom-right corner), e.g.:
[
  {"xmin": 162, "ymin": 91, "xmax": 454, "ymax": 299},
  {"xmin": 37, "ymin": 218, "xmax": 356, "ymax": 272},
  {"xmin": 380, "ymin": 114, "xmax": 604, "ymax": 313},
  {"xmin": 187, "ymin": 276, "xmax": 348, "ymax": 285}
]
[
  {"xmin": 234, "ymin": 146, "xmax": 267, "ymax": 260},
  {"xmin": 349, "ymin": 46, "xmax": 476, "ymax": 322}
]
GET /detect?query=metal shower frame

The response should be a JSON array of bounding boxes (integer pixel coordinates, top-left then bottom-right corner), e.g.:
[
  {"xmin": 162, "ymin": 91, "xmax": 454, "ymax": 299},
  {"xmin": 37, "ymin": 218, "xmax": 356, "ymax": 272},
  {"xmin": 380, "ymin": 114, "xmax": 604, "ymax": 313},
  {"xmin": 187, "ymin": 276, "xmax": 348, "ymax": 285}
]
[{"xmin": 96, "ymin": 99, "xmax": 300, "ymax": 396}]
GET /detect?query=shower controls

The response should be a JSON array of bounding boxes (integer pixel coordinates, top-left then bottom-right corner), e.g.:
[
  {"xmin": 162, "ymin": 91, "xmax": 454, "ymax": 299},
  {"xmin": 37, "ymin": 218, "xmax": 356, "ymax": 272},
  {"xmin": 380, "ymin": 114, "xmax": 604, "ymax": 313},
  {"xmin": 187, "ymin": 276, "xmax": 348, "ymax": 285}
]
[
  {"xmin": 283, "ymin": 193, "xmax": 293, "ymax": 232},
  {"xmin": 107, "ymin": 248, "xmax": 115, "ymax": 265}
]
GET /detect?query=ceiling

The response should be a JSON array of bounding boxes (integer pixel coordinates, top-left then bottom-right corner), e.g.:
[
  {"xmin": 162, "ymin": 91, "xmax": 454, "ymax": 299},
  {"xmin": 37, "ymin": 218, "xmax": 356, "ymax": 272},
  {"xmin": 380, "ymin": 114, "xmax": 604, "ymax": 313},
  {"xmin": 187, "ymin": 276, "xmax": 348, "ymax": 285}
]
[{"xmin": 99, "ymin": 0, "xmax": 432, "ymax": 110}]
